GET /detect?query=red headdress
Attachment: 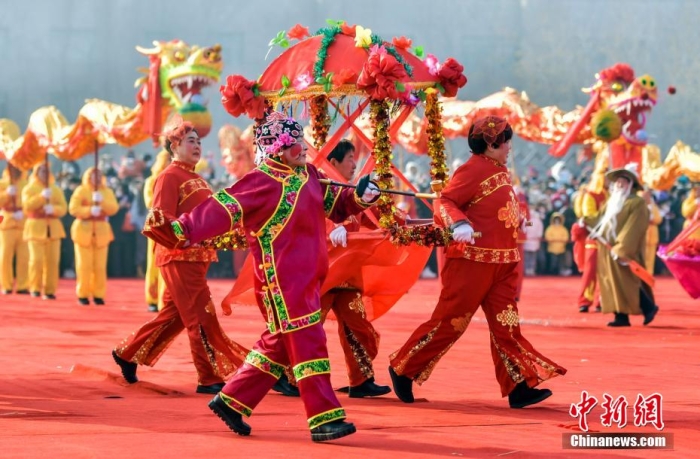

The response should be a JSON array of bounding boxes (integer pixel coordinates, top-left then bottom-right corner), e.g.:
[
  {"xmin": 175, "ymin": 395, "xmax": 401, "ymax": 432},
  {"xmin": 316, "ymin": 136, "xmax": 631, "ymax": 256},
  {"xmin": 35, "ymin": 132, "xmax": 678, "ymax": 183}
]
[
  {"xmin": 163, "ymin": 120, "xmax": 196, "ymax": 148},
  {"xmin": 471, "ymin": 116, "xmax": 509, "ymax": 145}
]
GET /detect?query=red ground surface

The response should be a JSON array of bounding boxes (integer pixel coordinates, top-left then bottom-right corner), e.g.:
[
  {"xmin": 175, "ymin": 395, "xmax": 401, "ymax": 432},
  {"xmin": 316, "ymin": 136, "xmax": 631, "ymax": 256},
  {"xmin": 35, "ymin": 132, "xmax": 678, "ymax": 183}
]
[{"xmin": 0, "ymin": 276, "xmax": 697, "ymax": 458}]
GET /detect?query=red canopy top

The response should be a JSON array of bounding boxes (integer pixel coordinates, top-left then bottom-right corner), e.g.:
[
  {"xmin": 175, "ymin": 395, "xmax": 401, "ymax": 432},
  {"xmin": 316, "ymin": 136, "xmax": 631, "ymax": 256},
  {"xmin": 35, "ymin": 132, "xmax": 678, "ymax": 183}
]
[{"xmin": 257, "ymin": 33, "xmax": 440, "ymax": 100}]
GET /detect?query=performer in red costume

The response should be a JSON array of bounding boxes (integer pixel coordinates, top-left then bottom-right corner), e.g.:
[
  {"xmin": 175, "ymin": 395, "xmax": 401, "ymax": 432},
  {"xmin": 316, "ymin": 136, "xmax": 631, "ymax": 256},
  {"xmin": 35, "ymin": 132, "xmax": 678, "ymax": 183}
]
[
  {"xmin": 389, "ymin": 116, "xmax": 566, "ymax": 408},
  {"xmin": 112, "ymin": 120, "xmax": 248, "ymax": 394},
  {"xmin": 144, "ymin": 112, "xmax": 380, "ymax": 442},
  {"xmin": 323, "ymin": 139, "xmax": 392, "ymax": 398},
  {"xmin": 572, "ymin": 174, "xmax": 608, "ymax": 312}
]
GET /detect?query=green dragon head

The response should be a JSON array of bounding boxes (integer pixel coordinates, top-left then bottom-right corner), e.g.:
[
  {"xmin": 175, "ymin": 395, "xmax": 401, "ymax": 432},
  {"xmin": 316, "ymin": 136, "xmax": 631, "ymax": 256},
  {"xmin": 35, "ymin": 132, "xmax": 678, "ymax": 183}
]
[{"xmin": 136, "ymin": 40, "xmax": 223, "ymax": 137}]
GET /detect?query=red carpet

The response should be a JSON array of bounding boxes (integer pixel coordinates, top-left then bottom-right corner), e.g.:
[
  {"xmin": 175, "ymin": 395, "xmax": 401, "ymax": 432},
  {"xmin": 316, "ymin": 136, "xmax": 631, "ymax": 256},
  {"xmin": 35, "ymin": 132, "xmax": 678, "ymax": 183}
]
[{"xmin": 0, "ymin": 276, "xmax": 697, "ymax": 458}]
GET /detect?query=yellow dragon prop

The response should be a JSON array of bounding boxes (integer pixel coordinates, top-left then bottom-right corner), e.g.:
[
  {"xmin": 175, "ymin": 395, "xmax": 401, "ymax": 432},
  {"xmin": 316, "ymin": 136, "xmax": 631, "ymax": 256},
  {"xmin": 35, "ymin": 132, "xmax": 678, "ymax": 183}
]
[
  {"xmin": 382, "ymin": 63, "xmax": 700, "ymax": 190},
  {"xmin": 0, "ymin": 40, "xmax": 222, "ymax": 170}
]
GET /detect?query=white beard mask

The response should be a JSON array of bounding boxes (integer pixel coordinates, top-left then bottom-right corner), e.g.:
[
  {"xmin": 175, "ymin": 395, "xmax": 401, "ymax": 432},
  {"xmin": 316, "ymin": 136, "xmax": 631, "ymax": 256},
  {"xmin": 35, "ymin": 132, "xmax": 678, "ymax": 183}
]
[{"xmin": 590, "ymin": 180, "xmax": 632, "ymax": 242}]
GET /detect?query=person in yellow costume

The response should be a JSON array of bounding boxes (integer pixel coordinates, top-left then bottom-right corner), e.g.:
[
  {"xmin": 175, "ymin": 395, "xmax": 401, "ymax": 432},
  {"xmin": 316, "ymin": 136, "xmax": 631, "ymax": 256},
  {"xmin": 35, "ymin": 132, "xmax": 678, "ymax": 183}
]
[
  {"xmin": 21, "ymin": 163, "xmax": 67, "ymax": 300},
  {"xmin": 69, "ymin": 167, "xmax": 119, "ymax": 305},
  {"xmin": 0, "ymin": 164, "xmax": 30, "ymax": 295},
  {"xmin": 143, "ymin": 149, "xmax": 171, "ymax": 312},
  {"xmin": 681, "ymin": 183, "xmax": 700, "ymax": 238},
  {"xmin": 642, "ymin": 189, "xmax": 662, "ymax": 274}
]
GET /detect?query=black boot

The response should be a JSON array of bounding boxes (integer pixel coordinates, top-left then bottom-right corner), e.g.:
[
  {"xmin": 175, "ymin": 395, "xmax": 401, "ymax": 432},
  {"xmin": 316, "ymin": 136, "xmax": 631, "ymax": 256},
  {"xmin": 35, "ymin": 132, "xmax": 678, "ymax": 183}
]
[
  {"xmin": 208, "ymin": 394, "xmax": 251, "ymax": 436},
  {"xmin": 112, "ymin": 350, "xmax": 138, "ymax": 383},
  {"xmin": 643, "ymin": 306, "xmax": 659, "ymax": 326},
  {"xmin": 607, "ymin": 313, "xmax": 631, "ymax": 327},
  {"xmin": 348, "ymin": 377, "xmax": 392, "ymax": 398},
  {"xmin": 147, "ymin": 303, "xmax": 158, "ymax": 312},
  {"xmin": 93, "ymin": 298, "xmax": 105, "ymax": 306},
  {"xmin": 508, "ymin": 381, "xmax": 553, "ymax": 408},
  {"xmin": 271, "ymin": 374, "xmax": 299, "ymax": 397},
  {"xmin": 310, "ymin": 420, "xmax": 356, "ymax": 442},
  {"xmin": 78, "ymin": 298, "xmax": 90, "ymax": 306},
  {"xmin": 197, "ymin": 382, "xmax": 225, "ymax": 394},
  {"xmin": 388, "ymin": 366, "xmax": 414, "ymax": 403},
  {"xmin": 578, "ymin": 305, "xmax": 590, "ymax": 313}
]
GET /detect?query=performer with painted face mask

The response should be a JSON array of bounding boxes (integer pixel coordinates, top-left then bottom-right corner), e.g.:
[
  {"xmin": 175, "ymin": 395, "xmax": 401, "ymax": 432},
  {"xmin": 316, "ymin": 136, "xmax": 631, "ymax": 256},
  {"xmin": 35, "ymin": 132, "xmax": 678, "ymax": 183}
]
[
  {"xmin": 587, "ymin": 164, "xmax": 659, "ymax": 327},
  {"xmin": 143, "ymin": 111, "xmax": 380, "ymax": 442}
]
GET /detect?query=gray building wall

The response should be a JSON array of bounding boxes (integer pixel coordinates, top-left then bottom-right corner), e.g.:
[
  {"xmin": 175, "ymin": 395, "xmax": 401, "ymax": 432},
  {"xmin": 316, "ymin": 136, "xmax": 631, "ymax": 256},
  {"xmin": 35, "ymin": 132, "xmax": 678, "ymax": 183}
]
[{"xmin": 2, "ymin": 0, "xmax": 698, "ymax": 173}]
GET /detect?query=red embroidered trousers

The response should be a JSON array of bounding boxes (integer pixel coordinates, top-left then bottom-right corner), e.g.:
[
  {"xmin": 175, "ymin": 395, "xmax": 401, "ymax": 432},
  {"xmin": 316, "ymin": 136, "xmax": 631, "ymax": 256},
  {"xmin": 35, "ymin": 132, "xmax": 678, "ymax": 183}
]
[
  {"xmin": 321, "ymin": 288, "xmax": 380, "ymax": 387},
  {"xmin": 219, "ymin": 321, "xmax": 346, "ymax": 430},
  {"xmin": 115, "ymin": 261, "xmax": 247, "ymax": 385},
  {"xmin": 577, "ymin": 242, "xmax": 600, "ymax": 308},
  {"xmin": 390, "ymin": 257, "xmax": 566, "ymax": 396}
]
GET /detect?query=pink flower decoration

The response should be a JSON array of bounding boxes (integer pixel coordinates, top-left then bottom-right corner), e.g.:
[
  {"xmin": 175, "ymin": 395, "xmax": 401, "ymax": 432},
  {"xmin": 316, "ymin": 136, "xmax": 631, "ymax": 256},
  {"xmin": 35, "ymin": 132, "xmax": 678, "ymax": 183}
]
[
  {"xmin": 278, "ymin": 132, "xmax": 294, "ymax": 146},
  {"xmin": 369, "ymin": 44, "xmax": 387, "ymax": 56},
  {"xmin": 285, "ymin": 191, "xmax": 297, "ymax": 205},
  {"xmin": 425, "ymin": 53, "xmax": 441, "ymax": 76},
  {"xmin": 294, "ymin": 72, "xmax": 313, "ymax": 91}
]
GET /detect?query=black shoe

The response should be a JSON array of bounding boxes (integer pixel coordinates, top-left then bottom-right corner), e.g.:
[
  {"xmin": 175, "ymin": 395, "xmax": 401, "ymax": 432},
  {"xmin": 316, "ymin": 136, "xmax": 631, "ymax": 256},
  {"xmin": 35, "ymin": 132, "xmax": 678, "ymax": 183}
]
[
  {"xmin": 607, "ymin": 313, "xmax": 631, "ymax": 327},
  {"xmin": 388, "ymin": 366, "xmax": 414, "ymax": 403},
  {"xmin": 93, "ymin": 298, "xmax": 105, "ymax": 306},
  {"xmin": 43, "ymin": 294, "xmax": 56, "ymax": 300},
  {"xmin": 311, "ymin": 420, "xmax": 356, "ymax": 442},
  {"xmin": 78, "ymin": 298, "xmax": 90, "ymax": 306},
  {"xmin": 508, "ymin": 381, "xmax": 553, "ymax": 408},
  {"xmin": 147, "ymin": 303, "xmax": 158, "ymax": 313},
  {"xmin": 30, "ymin": 291, "xmax": 41, "ymax": 298},
  {"xmin": 271, "ymin": 374, "xmax": 300, "ymax": 397},
  {"xmin": 643, "ymin": 306, "xmax": 659, "ymax": 326},
  {"xmin": 348, "ymin": 378, "xmax": 392, "ymax": 398},
  {"xmin": 112, "ymin": 350, "xmax": 138, "ymax": 383},
  {"xmin": 16, "ymin": 289, "xmax": 30, "ymax": 295},
  {"xmin": 208, "ymin": 394, "xmax": 251, "ymax": 436},
  {"xmin": 2, "ymin": 290, "xmax": 12, "ymax": 295},
  {"xmin": 579, "ymin": 305, "xmax": 590, "ymax": 313},
  {"xmin": 594, "ymin": 305, "xmax": 602, "ymax": 313},
  {"xmin": 197, "ymin": 382, "xmax": 225, "ymax": 394}
]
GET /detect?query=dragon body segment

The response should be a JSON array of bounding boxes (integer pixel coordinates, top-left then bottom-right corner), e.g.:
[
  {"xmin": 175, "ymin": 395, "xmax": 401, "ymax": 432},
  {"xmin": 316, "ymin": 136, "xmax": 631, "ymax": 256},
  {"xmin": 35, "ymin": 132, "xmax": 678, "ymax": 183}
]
[{"xmin": 0, "ymin": 40, "xmax": 222, "ymax": 170}]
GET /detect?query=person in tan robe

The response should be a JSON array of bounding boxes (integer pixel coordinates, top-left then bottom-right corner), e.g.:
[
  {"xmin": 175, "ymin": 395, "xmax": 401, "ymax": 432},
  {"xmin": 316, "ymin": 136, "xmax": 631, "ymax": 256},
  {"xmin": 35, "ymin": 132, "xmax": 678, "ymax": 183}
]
[{"xmin": 585, "ymin": 165, "xmax": 659, "ymax": 327}]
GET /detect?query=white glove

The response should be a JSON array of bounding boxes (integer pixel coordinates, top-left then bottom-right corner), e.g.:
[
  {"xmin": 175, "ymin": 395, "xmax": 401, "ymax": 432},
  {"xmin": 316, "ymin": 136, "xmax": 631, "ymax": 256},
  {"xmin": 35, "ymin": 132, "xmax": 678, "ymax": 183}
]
[
  {"xmin": 43, "ymin": 204, "xmax": 54, "ymax": 215},
  {"xmin": 452, "ymin": 222, "xmax": 475, "ymax": 244},
  {"xmin": 12, "ymin": 210, "xmax": 23, "ymax": 220},
  {"xmin": 7, "ymin": 185, "xmax": 17, "ymax": 196},
  {"xmin": 520, "ymin": 219, "xmax": 529, "ymax": 232},
  {"xmin": 41, "ymin": 188, "xmax": 52, "ymax": 199},
  {"xmin": 90, "ymin": 205, "xmax": 101, "ymax": 217},
  {"xmin": 361, "ymin": 182, "xmax": 380, "ymax": 203},
  {"xmin": 92, "ymin": 191, "xmax": 103, "ymax": 203},
  {"xmin": 329, "ymin": 225, "xmax": 348, "ymax": 248}
]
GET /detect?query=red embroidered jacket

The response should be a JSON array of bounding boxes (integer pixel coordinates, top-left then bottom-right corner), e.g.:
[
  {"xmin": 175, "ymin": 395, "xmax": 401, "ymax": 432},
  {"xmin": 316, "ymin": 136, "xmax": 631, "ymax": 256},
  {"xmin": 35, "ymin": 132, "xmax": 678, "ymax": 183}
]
[{"xmin": 435, "ymin": 154, "xmax": 523, "ymax": 263}]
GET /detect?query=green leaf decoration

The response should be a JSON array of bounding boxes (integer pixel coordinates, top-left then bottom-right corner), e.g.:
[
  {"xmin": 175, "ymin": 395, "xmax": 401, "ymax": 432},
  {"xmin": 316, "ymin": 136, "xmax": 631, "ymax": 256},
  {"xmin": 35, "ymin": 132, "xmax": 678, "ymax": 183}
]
[
  {"xmin": 252, "ymin": 84, "xmax": 260, "ymax": 97},
  {"xmin": 394, "ymin": 81, "xmax": 406, "ymax": 92},
  {"xmin": 435, "ymin": 82, "xmax": 446, "ymax": 94},
  {"xmin": 413, "ymin": 46, "xmax": 424, "ymax": 58},
  {"xmin": 281, "ymin": 75, "xmax": 290, "ymax": 87},
  {"xmin": 325, "ymin": 19, "xmax": 344, "ymax": 27},
  {"xmin": 315, "ymin": 77, "xmax": 326, "ymax": 85},
  {"xmin": 417, "ymin": 90, "xmax": 427, "ymax": 102},
  {"xmin": 278, "ymin": 87, "xmax": 287, "ymax": 97}
]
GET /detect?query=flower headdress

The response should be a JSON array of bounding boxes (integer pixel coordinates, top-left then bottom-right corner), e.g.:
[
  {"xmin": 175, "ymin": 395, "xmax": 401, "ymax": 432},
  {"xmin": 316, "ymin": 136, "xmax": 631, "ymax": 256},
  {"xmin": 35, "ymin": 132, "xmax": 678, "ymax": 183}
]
[
  {"xmin": 471, "ymin": 115, "xmax": 509, "ymax": 145},
  {"xmin": 254, "ymin": 111, "xmax": 304, "ymax": 164}
]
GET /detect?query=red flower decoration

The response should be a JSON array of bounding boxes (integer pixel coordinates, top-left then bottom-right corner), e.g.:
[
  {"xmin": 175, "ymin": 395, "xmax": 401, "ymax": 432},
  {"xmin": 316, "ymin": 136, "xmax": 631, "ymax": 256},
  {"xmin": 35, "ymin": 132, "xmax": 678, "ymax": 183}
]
[
  {"xmin": 392, "ymin": 36, "xmax": 412, "ymax": 50},
  {"xmin": 333, "ymin": 68, "xmax": 356, "ymax": 88},
  {"xmin": 220, "ymin": 75, "xmax": 265, "ymax": 119},
  {"xmin": 437, "ymin": 58, "xmax": 468, "ymax": 97},
  {"xmin": 287, "ymin": 24, "xmax": 310, "ymax": 41},
  {"xmin": 341, "ymin": 23, "xmax": 357, "ymax": 36},
  {"xmin": 356, "ymin": 47, "xmax": 408, "ymax": 100},
  {"xmin": 668, "ymin": 85, "xmax": 677, "ymax": 95}
]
